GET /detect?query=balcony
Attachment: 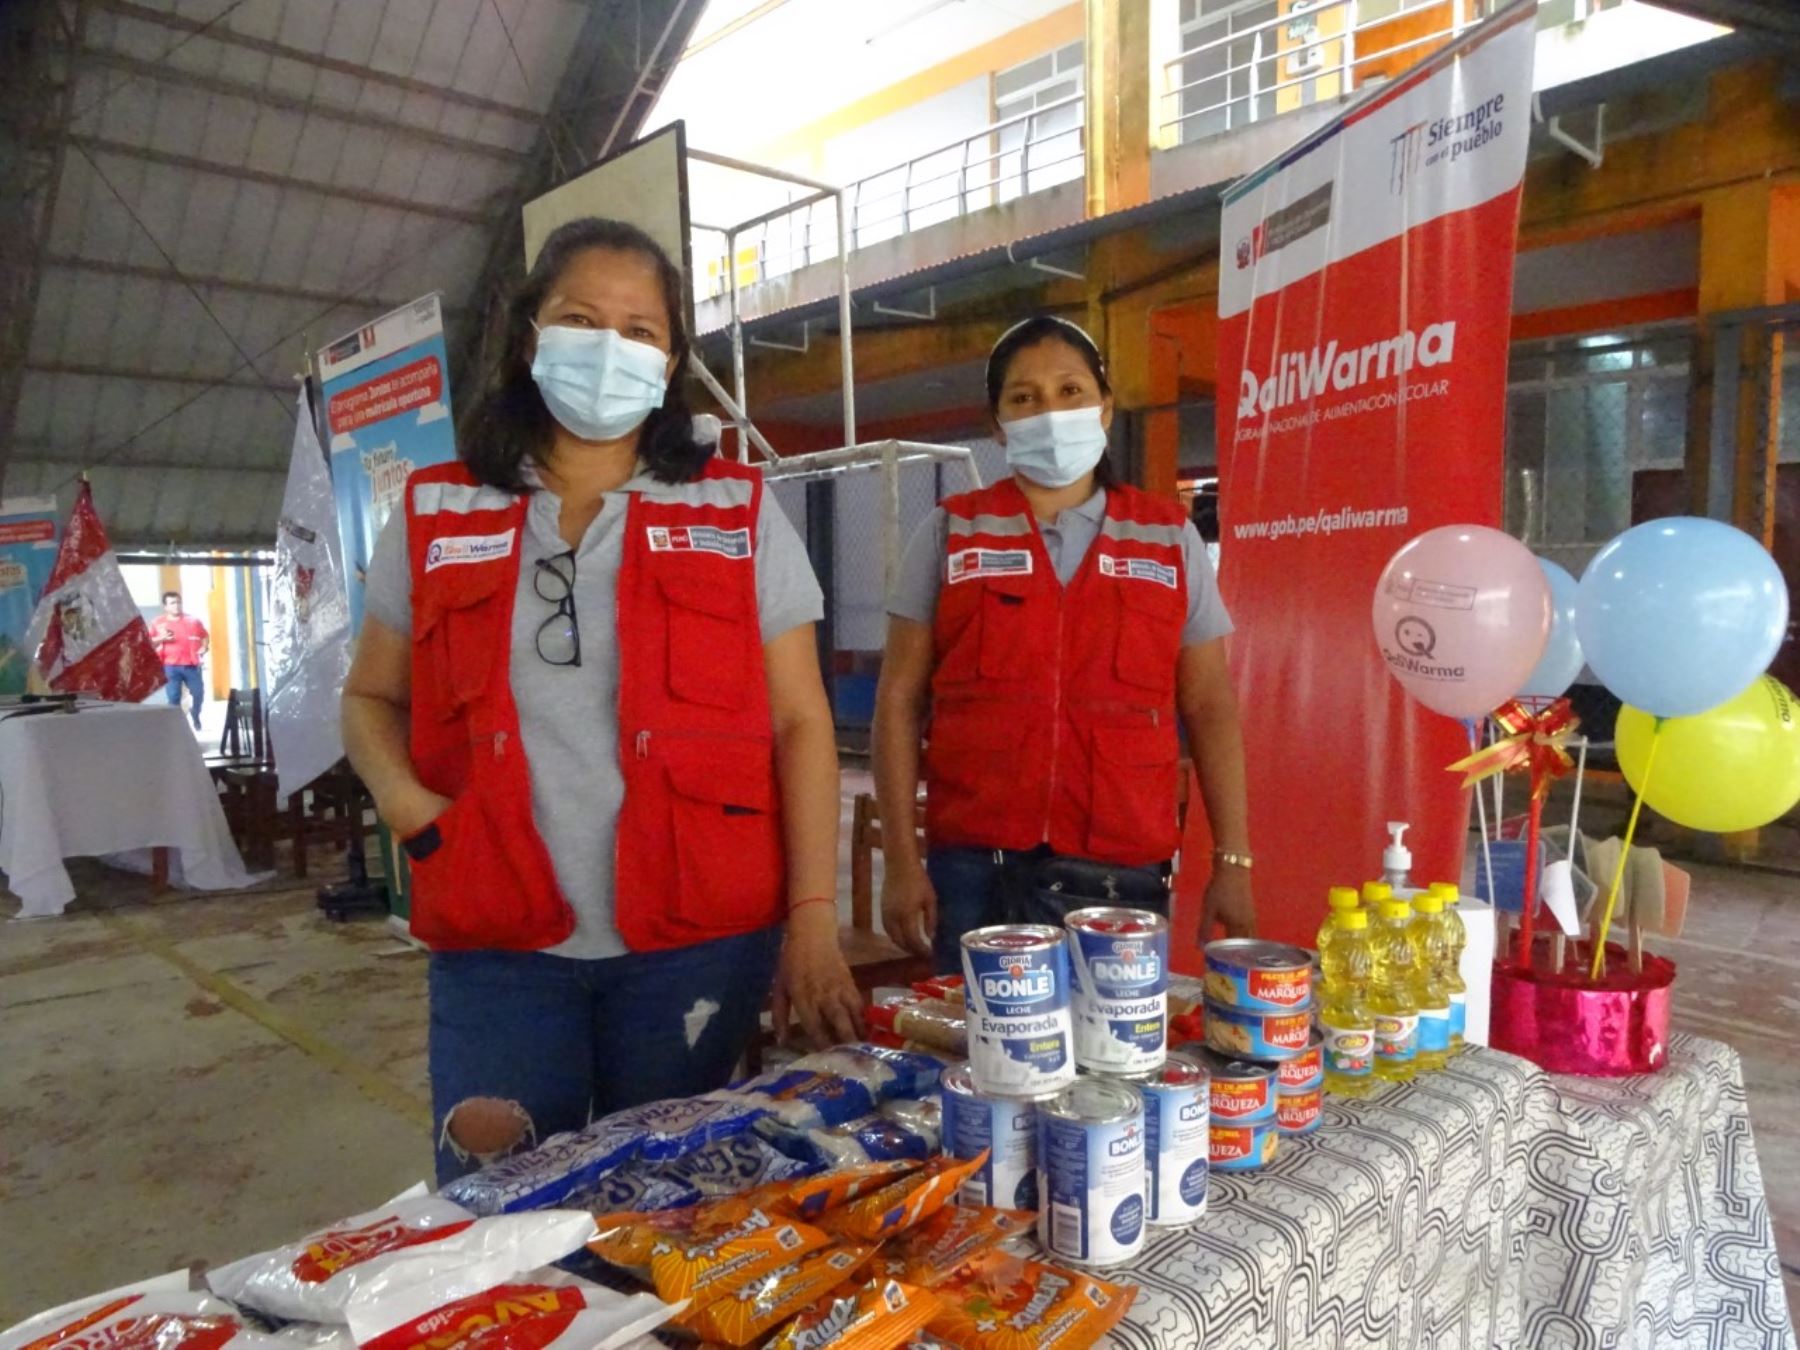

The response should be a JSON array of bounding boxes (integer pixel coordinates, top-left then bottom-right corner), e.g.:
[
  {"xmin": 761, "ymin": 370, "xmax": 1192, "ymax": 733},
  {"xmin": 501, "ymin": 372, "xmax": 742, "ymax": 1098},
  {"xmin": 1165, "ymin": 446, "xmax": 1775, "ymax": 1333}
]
[{"xmin": 689, "ymin": 0, "xmax": 1730, "ymax": 336}]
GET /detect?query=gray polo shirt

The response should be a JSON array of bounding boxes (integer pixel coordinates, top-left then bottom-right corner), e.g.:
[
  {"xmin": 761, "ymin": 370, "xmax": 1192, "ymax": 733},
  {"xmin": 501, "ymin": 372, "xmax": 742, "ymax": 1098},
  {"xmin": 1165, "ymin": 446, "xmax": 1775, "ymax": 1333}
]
[
  {"xmin": 888, "ymin": 488, "xmax": 1233, "ymax": 645},
  {"xmin": 364, "ymin": 462, "xmax": 823, "ymax": 958}
]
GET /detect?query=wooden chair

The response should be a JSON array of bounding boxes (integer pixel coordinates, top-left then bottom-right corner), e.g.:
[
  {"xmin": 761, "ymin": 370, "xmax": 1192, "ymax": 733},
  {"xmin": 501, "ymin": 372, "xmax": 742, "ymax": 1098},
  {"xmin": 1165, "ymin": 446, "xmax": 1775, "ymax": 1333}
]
[{"xmin": 845, "ymin": 791, "xmax": 933, "ymax": 991}]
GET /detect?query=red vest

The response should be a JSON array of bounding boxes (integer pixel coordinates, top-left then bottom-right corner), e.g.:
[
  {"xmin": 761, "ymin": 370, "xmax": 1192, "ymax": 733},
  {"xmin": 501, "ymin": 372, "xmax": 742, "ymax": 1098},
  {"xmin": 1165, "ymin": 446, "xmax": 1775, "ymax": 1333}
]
[
  {"xmin": 926, "ymin": 478, "xmax": 1188, "ymax": 866},
  {"xmin": 403, "ymin": 459, "xmax": 784, "ymax": 953}
]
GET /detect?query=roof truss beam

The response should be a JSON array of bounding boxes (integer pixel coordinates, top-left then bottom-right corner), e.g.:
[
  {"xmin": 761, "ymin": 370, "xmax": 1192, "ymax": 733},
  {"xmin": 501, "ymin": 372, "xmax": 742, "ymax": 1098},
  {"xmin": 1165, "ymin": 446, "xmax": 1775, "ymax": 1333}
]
[
  {"xmin": 25, "ymin": 359, "xmax": 289, "ymax": 392},
  {"xmin": 87, "ymin": 0, "xmax": 544, "ymax": 125},
  {"xmin": 42, "ymin": 253, "xmax": 471, "ymax": 319},
  {"xmin": 75, "ymin": 47, "xmax": 531, "ymax": 167},
  {"xmin": 71, "ymin": 134, "xmax": 495, "ymax": 227}
]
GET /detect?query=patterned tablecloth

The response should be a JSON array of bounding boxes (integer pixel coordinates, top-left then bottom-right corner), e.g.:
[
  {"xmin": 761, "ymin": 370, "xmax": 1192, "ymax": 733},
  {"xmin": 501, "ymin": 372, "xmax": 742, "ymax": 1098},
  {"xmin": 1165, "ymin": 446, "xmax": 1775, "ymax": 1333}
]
[{"xmin": 1112, "ymin": 1034, "xmax": 1792, "ymax": 1349}]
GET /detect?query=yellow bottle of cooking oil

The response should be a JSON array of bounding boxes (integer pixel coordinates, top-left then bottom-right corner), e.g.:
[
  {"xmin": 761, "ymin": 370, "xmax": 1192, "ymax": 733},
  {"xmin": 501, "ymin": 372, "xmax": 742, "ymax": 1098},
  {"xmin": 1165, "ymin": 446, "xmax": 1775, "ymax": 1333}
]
[
  {"xmin": 1316, "ymin": 886, "xmax": 1360, "ymax": 966},
  {"xmin": 1429, "ymin": 882, "xmax": 1469, "ymax": 1050},
  {"xmin": 1409, "ymin": 894, "xmax": 1453, "ymax": 1071},
  {"xmin": 1360, "ymin": 880, "xmax": 1393, "ymax": 913},
  {"xmin": 1370, "ymin": 899, "xmax": 1419, "ymax": 1083},
  {"xmin": 1320, "ymin": 909, "xmax": 1376, "ymax": 1097}
]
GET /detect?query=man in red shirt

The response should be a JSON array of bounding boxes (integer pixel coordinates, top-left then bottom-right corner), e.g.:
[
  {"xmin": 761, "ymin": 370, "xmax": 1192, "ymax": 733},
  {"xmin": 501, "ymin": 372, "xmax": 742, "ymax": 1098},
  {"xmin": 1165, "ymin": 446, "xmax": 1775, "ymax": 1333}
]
[{"xmin": 150, "ymin": 591, "xmax": 208, "ymax": 729}]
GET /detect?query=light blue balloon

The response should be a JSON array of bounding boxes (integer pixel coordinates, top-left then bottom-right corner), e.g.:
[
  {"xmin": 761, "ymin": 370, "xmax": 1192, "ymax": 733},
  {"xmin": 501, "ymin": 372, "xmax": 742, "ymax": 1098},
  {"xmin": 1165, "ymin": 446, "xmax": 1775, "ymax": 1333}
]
[
  {"xmin": 1576, "ymin": 517, "xmax": 1789, "ymax": 718},
  {"xmin": 1519, "ymin": 558, "xmax": 1584, "ymax": 698}
]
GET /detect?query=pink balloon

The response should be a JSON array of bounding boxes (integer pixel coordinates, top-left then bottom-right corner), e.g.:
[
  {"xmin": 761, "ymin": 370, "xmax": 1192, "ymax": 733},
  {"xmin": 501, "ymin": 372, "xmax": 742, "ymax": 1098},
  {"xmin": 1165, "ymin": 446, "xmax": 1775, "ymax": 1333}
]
[{"xmin": 1372, "ymin": 525, "xmax": 1552, "ymax": 719}]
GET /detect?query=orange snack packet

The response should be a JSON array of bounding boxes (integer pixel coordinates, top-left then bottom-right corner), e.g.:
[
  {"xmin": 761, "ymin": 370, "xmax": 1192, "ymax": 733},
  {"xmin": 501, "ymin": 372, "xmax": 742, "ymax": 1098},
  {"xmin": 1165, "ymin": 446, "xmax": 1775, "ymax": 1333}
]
[
  {"xmin": 787, "ymin": 1160, "xmax": 924, "ymax": 1221},
  {"xmin": 765, "ymin": 1279, "xmax": 940, "ymax": 1350},
  {"xmin": 819, "ymin": 1153, "xmax": 988, "ymax": 1241},
  {"xmin": 678, "ymin": 1243, "xmax": 877, "ymax": 1345},
  {"xmin": 588, "ymin": 1208, "xmax": 693, "ymax": 1269},
  {"xmin": 926, "ymin": 1250, "xmax": 1136, "ymax": 1350},
  {"xmin": 646, "ymin": 1207, "xmax": 829, "ymax": 1307},
  {"xmin": 874, "ymin": 1205, "xmax": 1034, "ymax": 1288}
]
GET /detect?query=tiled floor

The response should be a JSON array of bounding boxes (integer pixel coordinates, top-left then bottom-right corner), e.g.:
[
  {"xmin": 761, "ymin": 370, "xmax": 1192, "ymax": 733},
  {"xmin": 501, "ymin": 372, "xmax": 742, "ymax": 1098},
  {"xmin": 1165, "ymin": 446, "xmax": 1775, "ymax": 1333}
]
[{"xmin": 2, "ymin": 810, "xmax": 1795, "ymax": 1331}]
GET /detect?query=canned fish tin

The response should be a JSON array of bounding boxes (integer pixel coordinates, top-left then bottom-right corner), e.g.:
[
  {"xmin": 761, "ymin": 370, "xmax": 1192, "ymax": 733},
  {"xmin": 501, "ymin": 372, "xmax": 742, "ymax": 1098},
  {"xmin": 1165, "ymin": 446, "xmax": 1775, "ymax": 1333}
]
[
  {"xmin": 961, "ymin": 925, "xmax": 1077, "ymax": 1097},
  {"xmin": 1204, "ymin": 998, "xmax": 1314, "ymax": 1062},
  {"xmin": 1276, "ymin": 1085, "xmax": 1323, "ymax": 1137},
  {"xmin": 940, "ymin": 1062, "xmax": 1042, "ymax": 1211},
  {"xmin": 1276, "ymin": 1031, "xmax": 1325, "ymax": 1091},
  {"xmin": 1210, "ymin": 1121, "xmax": 1279, "ymax": 1171},
  {"xmin": 1065, "ymin": 907, "xmax": 1169, "ymax": 1076},
  {"xmin": 1190, "ymin": 1047, "xmax": 1275, "ymax": 1124},
  {"xmin": 1138, "ymin": 1051, "xmax": 1209, "ymax": 1227},
  {"xmin": 1038, "ymin": 1077, "xmax": 1146, "ymax": 1268},
  {"xmin": 1203, "ymin": 938, "xmax": 1314, "ymax": 1012}
]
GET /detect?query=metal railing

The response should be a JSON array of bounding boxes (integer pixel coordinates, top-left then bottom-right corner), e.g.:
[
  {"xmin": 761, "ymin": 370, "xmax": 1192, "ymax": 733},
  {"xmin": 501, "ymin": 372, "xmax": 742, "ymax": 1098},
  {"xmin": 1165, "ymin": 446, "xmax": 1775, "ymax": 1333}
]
[
  {"xmin": 1160, "ymin": 0, "xmax": 1503, "ymax": 142},
  {"xmin": 693, "ymin": 93, "xmax": 1085, "ymax": 299}
]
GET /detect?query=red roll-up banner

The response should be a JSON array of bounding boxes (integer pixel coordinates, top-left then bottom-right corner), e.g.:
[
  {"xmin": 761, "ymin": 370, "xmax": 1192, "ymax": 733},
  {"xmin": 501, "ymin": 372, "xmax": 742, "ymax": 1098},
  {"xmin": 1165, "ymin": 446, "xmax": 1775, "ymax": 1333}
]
[{"xmin": 1178, "ymin": 4, "xmax": 1537, "ymax": 960}]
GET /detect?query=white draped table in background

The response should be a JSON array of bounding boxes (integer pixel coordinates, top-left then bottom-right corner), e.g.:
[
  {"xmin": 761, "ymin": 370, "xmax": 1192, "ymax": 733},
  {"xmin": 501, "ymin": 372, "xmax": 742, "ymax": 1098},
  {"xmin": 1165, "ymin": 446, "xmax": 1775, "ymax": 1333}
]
[{"xmin": 0, "ymin": 702, "xmax": 265, "ymax": 918}]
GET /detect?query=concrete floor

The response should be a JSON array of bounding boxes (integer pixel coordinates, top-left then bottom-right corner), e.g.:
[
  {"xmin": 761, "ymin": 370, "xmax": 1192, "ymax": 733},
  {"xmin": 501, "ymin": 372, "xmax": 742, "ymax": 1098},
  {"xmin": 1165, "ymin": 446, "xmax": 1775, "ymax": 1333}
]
[{"xmin": 3, "ymin": 800, "xmax": 1797, "ymax": 1330}]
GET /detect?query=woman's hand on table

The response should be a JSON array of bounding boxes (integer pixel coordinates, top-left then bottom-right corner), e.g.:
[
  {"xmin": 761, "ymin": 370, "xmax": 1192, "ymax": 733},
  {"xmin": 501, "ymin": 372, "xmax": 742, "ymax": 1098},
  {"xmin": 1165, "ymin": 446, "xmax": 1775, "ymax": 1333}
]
[{"xmin": 773, "ymin": 901, "xmax": 865, "ymax": 1046}]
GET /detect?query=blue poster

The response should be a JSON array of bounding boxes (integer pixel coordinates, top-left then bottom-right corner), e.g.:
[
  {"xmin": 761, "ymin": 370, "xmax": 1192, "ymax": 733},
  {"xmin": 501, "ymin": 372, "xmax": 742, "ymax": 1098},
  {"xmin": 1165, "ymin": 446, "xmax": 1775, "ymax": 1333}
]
[
  {"xmin": 317, "ymin": 294, "xmax": 458, "ymax": 633},
  {"xmin": 0, "ymin": 496, "xmax": 61, "ymax": 696}
]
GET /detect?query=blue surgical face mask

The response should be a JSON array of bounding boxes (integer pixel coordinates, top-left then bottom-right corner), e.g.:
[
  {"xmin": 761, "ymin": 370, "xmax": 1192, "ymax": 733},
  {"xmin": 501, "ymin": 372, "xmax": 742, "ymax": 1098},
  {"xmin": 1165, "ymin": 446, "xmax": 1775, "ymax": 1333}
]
[
  {"xmin": 1000, "ymin": 406, "xmax": 1109, "ymax": 487},
  {"xmin": 530, "ymin": 324, "xmax": 669, "ymax": 442}
]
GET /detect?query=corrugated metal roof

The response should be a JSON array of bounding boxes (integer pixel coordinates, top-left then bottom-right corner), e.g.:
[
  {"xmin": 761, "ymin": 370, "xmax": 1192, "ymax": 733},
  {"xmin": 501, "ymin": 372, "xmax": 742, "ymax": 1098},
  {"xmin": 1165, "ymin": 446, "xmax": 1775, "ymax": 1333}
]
[{"xmin": 2, "ymin": 0, "xmax": 641, "ymax": 549}]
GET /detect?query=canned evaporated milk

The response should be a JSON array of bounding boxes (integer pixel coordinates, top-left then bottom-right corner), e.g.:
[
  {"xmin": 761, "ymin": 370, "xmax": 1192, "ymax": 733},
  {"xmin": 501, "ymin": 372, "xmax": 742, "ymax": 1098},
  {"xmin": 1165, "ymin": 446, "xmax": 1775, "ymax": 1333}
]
[
  {"xmin": 940, "ymin": 1062, "xmax": 1042, "ymax": 1211},
  {"xmin": 961, "ymin": 925, "xmax": 1076, "ymax": 1097},
  {"xmin": 1203, "ymin": 939, "xmax": 1314, "ymax": 1012},
  {"xmin": 1139, "ymin": 1051, "xmax": 1210, "ymax": 1227},
  {"xmin": 1038, "ymin": 1077, "xmax": 1146, "ymax": 1268},
  {"xmin": 1065, "ymin": 908, "xmax": 1169, "ymax": 1076}
]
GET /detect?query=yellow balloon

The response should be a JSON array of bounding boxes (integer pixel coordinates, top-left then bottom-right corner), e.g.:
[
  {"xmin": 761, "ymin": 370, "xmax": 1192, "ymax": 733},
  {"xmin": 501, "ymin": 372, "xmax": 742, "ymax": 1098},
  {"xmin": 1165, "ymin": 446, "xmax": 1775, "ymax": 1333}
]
[{"xmin": 1616, "ymin": 675, "xmax": 1800, "ymax": 832}]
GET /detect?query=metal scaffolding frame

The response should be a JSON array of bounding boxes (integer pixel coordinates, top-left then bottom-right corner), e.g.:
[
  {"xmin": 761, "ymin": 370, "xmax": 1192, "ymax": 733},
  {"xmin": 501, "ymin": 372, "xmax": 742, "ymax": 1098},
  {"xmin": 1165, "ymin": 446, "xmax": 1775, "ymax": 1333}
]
[{"xmin": 684, "ymin": 149, "xmax": 984, "ymax": 594}]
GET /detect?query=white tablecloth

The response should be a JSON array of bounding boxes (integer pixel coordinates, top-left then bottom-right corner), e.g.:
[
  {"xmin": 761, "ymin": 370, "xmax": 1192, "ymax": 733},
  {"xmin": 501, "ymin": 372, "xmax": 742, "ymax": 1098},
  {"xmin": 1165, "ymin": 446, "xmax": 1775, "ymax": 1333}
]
[{"xmin": 0, "ymin": 702, "xmax": 265, "ymax": 917}]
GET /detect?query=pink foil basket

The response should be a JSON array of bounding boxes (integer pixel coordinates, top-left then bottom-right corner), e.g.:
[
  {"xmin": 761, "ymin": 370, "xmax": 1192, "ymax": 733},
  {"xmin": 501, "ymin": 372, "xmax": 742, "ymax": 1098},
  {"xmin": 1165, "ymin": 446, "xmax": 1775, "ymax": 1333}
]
[{"xmin": 1488, "ymin": 941, "xmax": 1675, "ymax": 1076}]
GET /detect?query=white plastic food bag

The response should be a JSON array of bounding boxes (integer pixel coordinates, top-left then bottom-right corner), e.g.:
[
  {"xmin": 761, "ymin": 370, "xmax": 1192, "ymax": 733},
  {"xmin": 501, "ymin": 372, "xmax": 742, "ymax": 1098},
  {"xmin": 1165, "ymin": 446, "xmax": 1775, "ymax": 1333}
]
[
  {"xmin": 1, "ymin": 1277, "xmax": 283, "ymax": 1350},
  {"xmin": 351, "ymin": 1269, "xmax": 679, "ymax": 1350},
  {"xmin": 206, "ymin": 1184, "xmax": 595, "ymax": 1328}
]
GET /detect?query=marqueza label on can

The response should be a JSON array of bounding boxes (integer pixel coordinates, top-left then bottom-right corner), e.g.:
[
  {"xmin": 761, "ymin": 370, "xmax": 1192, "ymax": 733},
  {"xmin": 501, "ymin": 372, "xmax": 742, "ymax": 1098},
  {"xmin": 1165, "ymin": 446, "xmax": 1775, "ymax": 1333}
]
[
  {"xmin": 1066, "ymin": 908, "xmax": 1169, "ymax": 1075},
  {"xmin": 940, "ymin": 1062, "xmax": 1041, "ymax": 1211},
  {"xmin": 1038, "ymin": 1077, "xmax": 1145, "ymax": 1268},
  {"xmin": 1276, "ymin": 1085, "xmax": 1323, "ymax": 1136},
  {"xmin": 961, "ymin": 925, "xmax": 1077, "ymax": 1097},
  {"xmin": 1203, "ymin": 938, "xmax": 1313, "ymax": 1011},
  {"xmin": 1191, "ymin": 1047, "xmax": 1276, "ymax": 1124},
  {"xmin": 1276, "ymin": 1032, "xmax": 1324, "ymax": 1091},
  {"xmin": 1136, "ymin": 1052, "xmax": 1209, "ymax": 1227},
  {"xmin": 1210, "ymin": 1121, "xmax": 1279, "ymax": 1171},
  {"xmin": 1204, "ymin": 998, "xmax": 1315, "ymax": 1061}
]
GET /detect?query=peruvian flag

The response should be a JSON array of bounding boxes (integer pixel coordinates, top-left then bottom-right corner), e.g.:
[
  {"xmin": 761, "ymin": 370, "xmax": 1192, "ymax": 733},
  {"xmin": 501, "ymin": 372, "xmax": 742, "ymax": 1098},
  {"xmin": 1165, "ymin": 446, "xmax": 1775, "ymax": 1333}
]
[{"xmin": 24, "ymin": 482, "xmax": 164, "ymax": 702}]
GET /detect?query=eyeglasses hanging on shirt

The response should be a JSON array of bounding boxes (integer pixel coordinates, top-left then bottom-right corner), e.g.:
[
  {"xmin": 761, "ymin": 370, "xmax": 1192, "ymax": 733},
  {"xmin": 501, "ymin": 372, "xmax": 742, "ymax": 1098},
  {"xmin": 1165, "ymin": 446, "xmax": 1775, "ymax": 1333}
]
[{"xmin": 534, "ymin": 550, "xmax": 580, "ymax": 667}]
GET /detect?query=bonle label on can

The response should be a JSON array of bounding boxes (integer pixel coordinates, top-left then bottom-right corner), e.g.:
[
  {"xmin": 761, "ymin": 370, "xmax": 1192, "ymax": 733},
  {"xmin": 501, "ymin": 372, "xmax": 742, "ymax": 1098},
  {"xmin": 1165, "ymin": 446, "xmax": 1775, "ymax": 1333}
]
[
  {"xmin": 1143, "ymin": 1081, "xmax": 1208, "ymax": 1225},
  {"xmin": 1040, "ymin": 1107, "xmax": 1145, "ymax": 1266},
  {"xmin": 1068, "ymin": 911, "xmax": 1169, "ymax": 1075},
  {"xmin": 1374, "ymin": 1013, "xmax": 1419, "ymax": 1062},
  {"xmin": 963, "ymin": 929, "xmax": 1076, "ymax": 1095},
  {"xmin": 942, "ymin": 1073, "xmax": 1039, "ymax": 1211}
]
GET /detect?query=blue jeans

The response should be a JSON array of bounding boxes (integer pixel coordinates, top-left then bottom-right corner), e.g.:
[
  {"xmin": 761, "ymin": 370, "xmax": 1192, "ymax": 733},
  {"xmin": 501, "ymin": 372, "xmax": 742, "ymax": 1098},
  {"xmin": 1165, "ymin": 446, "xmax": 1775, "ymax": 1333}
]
[
  {"xmin": 927, "ymin": 846, "xmax": 1171, "ymax": 975},
  {"xmin": 164, "ymin": 664, "xmax": 203, "ymax": 726},
  {"xmin": 427, "ymin": 926, "xmax": 781, "ymax": 1185}
]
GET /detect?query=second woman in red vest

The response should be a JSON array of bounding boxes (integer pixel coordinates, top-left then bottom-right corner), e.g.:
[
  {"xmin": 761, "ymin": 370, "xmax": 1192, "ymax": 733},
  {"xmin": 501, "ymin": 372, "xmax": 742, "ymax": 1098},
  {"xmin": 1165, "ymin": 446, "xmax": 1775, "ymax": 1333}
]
[
  {"xmin": 342, "ymin": 217, "xmax": 862, "ymax": 1184},
  {"xmin": 872, "ymin": 316, "xmax": 1256, "ymax": 971}
]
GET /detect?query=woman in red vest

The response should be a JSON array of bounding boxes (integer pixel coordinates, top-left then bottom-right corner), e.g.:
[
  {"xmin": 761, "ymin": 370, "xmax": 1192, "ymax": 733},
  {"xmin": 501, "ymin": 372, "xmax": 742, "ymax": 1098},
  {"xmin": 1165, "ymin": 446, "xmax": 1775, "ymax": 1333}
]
[
  {"xmin": 873, "ymin": 316, "xmax": 1255, "ymax": 972},
  {"xmin": 342, "ymin": 217, "xmax": 862, "ymax": 1183}
]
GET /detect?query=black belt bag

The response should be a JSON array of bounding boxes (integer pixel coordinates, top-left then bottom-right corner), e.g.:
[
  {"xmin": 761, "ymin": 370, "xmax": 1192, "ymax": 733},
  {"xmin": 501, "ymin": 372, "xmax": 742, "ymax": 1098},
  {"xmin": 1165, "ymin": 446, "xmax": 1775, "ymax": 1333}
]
[{"xmin": 1014, "ymin": 854, "xmax": 1172, "ymax": 930}]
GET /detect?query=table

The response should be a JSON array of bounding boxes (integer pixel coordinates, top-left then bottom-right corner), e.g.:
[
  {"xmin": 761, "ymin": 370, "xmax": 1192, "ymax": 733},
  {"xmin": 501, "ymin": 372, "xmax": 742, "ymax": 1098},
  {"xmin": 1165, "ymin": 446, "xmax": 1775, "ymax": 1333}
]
[
  {"xmin": 1114, "ymin": 1034, "xmax": 1793, "ymax": 1348},
  {"xmin": 0, "ymin": 702, "xmax": 265, "ymax": 918}
]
